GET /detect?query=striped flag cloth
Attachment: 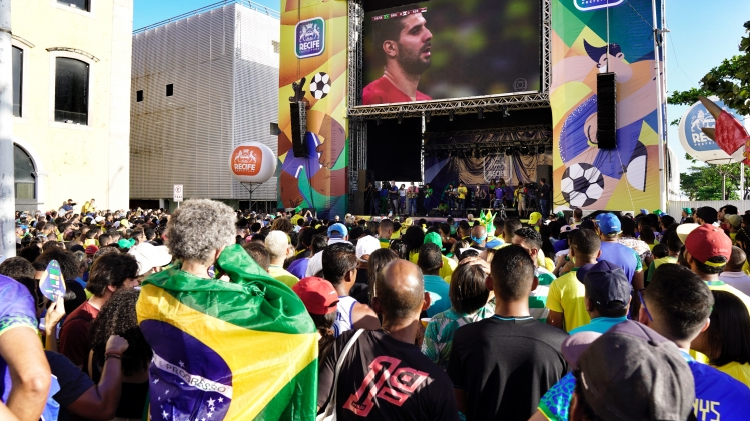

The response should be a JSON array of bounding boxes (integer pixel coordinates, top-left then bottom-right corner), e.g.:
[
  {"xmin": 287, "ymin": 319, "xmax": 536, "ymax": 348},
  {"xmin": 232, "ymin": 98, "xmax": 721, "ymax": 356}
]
[{"xmin": 136, "ymin": 244, "xmax": 318, "ymax": 420}]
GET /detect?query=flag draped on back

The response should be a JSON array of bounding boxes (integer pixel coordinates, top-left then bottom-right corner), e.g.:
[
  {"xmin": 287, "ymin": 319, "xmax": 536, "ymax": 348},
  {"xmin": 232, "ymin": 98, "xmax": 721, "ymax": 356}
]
[{"xmin": 136, "ymin": 244, "xmax": 317, "ymax": 420}]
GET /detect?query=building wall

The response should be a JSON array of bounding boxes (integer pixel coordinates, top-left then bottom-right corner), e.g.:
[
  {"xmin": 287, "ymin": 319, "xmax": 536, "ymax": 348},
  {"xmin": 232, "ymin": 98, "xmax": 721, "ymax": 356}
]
[
  {"xmin": 130, "ymin": 3, "xmax": 280, "ymax": 203},
  {"xmin": 11, "ymin": 0, "xmax": 133, "ymax": 212}
]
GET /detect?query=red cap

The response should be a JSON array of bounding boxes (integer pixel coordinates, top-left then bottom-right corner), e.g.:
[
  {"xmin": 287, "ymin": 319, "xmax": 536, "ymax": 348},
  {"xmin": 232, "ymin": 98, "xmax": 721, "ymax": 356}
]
[
  {"xmin": 292, "ymin": 277, "xmax": 339, "ymax": 315},
  {"xmin": 85, "ymin": 245, "xmax": 99, "ymax": 255},
  {"xmin": 685, "ymin": 224, "xmax": 731, "ymax": 266}
]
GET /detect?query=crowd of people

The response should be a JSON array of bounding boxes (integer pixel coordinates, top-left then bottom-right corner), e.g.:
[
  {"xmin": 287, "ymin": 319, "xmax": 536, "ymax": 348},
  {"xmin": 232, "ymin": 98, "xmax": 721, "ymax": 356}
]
[{"xmin": 2, "ymin": 200, "xmax": 750, "ymax": 420}]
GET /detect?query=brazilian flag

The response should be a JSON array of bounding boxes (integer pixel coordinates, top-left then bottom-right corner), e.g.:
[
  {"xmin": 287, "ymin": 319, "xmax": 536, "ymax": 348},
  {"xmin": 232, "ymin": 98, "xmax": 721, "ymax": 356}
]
[{"xmin": 136, "ymin": 244, "xmax": 317, "ymax": 420}]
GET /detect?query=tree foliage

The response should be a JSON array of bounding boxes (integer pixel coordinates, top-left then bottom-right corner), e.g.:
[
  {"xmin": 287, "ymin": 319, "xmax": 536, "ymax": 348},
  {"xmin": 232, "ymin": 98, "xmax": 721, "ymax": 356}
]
[
  {"xmin": 668, "ymin": 21, "xmax": 750, "ymax": 115},
  {"xmin": 680, "ymin": 154, "xmax": 750, "ymax": 200},
  {"xmin": 670, "ymin": 21, "xmax": 750, "ymax": 200}
]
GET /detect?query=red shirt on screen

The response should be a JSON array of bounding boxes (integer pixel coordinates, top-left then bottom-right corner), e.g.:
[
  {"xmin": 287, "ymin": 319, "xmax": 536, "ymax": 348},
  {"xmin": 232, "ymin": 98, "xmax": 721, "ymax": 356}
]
[{"xmin": 362, "ymin": 76, "xmax": 432, "ymax": 105}]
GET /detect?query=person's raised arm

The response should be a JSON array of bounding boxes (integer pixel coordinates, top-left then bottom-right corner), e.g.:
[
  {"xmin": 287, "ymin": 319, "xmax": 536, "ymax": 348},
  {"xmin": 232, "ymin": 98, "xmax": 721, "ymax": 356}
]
[
  {"xmin": 0, "ymin": 327, "xmax": 51, "ymax": 421},
  {"xmin": 68, "ymin": 335, "xmax": 128, "ymax": 420},
  {"xmin": 44, "ymin": 296, "xmax": 66, "ymax": 352}
]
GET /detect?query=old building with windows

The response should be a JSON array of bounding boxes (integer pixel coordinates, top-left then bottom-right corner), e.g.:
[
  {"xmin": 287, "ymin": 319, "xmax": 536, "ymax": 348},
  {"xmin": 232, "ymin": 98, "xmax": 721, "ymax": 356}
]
[
  {"xmin": 10, "ymin": 0, "xmax": 133, "ymax": 211},
  {"xmin": 129, "ymin": 0, "xmax": 280, "ymax": 211}
]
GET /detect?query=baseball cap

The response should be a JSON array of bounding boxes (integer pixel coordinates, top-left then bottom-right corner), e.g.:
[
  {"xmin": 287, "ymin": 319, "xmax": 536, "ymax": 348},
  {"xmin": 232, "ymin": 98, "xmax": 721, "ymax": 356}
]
[
  {"xmin": 327, "ymin": 223, "xmax": 348, "ymax": 238},
  {"xmin": 560, "ymin": 331, "xmax": 602, "ymax": 369},
  {"xmin": 355, "ymin": 235, "xmax": 380, "ymax": 262},
  {"xmin": 574, "ymin": 320, "xmax": 695, "ymax": 421},
  {"xmin": 685, "ymin": 224, "xmax": 732, "ymax": 266},
  {"xmin": 528, "ymin": 212, "xmax": 542, "ymax": 225},
  {"xmin": 292, "ymin": 277, "xmax": 339, "ymax": 316},
  {"xmin": 579, "ymin": 260, "xmax": 631, "ymax": 310},
  {"xmin": 128, "ymin": 242, "xmax": 173, "ymax": 276},
  {"xmin": 84, "ymin": 245, "xmax": 99, "ymax": 256},
  {"xmin": 596, "ymin": 213, "xmax": 621, "ymax": 235},
  {"xmin": 676, "ymin": 223, "xmax": 700, "ymax": 244},
  {"xmin": 682, "ymin": 207, "xmax": 693, "ymax": 215},
  {"xmin": 424, "ymin": 232, "xmax": 444, "ymax": 250},
  {"xmin": 726, "ymin": 214, "xmax": 742, "ymax": 228},
  {"xmin": 696, "ymin": 206, "xmax": 718, "ymax": 224},
  {"xmin": 119, "ymin": 219, "xmax": 131, "ymax": 229}
]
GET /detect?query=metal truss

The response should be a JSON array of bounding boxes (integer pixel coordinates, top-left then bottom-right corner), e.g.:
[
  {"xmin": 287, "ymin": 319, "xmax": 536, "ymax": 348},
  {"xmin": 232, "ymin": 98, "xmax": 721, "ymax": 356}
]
[
  {"xmin": 542, "ymin": 0, "xmax": 551, "ymax": 93},
  {"xmin": 424, "ymin": 125, "xmax": 552, "ymax": 151},
  {"xmin": 348, "ymin": 92, "xmax": 550, "ymax": 120},
  {"xmin": 347, "ymin": 0, "xmax": 366, "ymax": 210}
]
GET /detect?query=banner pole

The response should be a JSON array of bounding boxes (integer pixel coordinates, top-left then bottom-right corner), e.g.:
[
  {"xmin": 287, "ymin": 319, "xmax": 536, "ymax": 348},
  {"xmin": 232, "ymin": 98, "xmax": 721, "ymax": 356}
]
[{"xmin": 652, "ymin": 0, "xmax": 667, "ymax": 212}]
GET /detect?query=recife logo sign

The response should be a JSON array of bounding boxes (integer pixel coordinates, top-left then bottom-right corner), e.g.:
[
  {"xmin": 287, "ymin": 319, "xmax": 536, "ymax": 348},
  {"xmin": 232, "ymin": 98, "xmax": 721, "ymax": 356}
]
[
  {"xmin": 232, "ymin": 146, "xmax": 262, "ymax": 176},
  {"xmin": 574, "ymin": 0, "xmax": 624, "ymax": 11},
  {"xmin": 295, "ymin": 17, "xmax": 325, "ymax": 59},
  {"xmin": 229, "ymin": 142, "xmax": 276, "ymax": 184}
]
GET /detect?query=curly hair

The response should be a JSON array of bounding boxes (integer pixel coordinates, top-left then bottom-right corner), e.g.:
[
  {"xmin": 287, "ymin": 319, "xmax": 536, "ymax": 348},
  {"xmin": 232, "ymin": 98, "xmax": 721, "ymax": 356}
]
[
  {"xmin": 165, "ymin": 199, "xmax": 235, "ymax": 265},
  {"xmin": 89, "ymin": 289, "xmax": 152, "ymax": 376}
]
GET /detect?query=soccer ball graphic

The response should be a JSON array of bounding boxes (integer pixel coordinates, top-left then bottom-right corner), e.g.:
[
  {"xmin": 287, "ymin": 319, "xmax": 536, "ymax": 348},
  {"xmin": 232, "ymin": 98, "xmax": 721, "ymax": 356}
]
[
  {"xmin": 310, "ymin": 72, "xmax": 331, "ymax": 100},
  {"xmin": 561, "ymin": 163, "xmax": 605, "ymax": 207}
]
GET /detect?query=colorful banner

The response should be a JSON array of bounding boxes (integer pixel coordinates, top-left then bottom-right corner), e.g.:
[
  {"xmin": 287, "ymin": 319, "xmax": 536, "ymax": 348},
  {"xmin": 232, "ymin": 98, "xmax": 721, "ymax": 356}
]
[
  {"xmin": 551, "ymin": 0, "xmax": 662, "ymax": 210},
  {"xmin": 277, "ymin": 0, "xmax": 348, "ymax": 217},
  {"xmin": 136, "ymin": 245, "xmax": 317, "ymax": 420}
]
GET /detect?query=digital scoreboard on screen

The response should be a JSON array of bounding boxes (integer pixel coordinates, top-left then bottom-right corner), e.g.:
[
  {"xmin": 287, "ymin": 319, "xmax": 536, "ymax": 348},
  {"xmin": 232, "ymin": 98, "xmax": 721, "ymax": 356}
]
[{"xmin": 361, "ymin": 0, "xmax": 541, "ymax": 106}]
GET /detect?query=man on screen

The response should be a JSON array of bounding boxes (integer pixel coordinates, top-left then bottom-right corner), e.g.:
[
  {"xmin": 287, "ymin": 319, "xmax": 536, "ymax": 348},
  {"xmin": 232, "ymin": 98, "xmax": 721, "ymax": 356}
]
[{"xmin": 363, "ymin": 8, "xmax": 433, "ymax": 105}]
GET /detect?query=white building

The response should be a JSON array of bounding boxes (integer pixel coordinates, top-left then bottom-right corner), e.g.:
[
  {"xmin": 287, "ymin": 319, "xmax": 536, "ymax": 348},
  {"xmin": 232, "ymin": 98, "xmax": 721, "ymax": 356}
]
[
  {"xmin": 11, "ymin": 0, "xmax": 133, "ymax": 212},
  {"xmin": 129, "ymin": 1, "xmax": 280, "ymax": 210}
]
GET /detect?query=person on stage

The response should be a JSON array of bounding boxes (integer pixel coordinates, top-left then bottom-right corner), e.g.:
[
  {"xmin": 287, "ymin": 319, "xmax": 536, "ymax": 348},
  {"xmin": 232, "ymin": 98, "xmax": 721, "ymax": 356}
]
[{"xmin": 363, "ymin": 8, "xmax": 433, "ymax": 105}]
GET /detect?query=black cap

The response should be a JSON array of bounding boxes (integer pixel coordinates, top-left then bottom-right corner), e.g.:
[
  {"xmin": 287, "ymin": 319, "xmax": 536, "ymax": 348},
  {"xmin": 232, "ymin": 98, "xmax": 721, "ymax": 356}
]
[{"xmin": 577, "ymin": 260, "xmax": 631, "ymax": 310}]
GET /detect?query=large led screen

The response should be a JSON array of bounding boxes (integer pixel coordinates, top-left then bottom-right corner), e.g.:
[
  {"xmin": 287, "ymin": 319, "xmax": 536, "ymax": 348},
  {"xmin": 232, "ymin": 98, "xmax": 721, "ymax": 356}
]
[{"xmin": 362, "ymin": 0, "xmax": 541, "ymax": 106}]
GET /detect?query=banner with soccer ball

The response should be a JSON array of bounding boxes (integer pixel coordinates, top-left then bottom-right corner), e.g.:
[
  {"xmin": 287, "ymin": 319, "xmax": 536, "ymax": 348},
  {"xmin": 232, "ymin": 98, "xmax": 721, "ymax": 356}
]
[{"xmin": 551, "ymin": 0, "xmax": 663, "ymax": 211}]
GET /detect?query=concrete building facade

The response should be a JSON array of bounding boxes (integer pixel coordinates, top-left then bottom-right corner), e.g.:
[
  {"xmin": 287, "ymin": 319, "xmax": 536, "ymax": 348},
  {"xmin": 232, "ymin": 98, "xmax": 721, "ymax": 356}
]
[
  {"xmin": 11, "ymin": 0, "xmax": 133, "ymax": 212},
  {"xmin": 129, "ymin": 1, "xmax": 280, "ymax": 211}
]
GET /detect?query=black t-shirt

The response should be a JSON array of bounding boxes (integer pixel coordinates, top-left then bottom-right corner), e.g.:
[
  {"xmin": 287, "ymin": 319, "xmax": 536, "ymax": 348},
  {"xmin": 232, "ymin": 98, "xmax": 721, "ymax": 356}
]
[
  {"xmin": 539, "ymin": 184, "xmax": 550, "ymax": 199},
  {"xmin": 447, "ymin": 317, "xmax": 569, "ymax": 421},
  {"xmin": 318, "ymin": 329, "xmax": 459, "ymax": 421},
  {"xmin": 46, "ymin": 351, "xmax": 94, "ymax": 421}
]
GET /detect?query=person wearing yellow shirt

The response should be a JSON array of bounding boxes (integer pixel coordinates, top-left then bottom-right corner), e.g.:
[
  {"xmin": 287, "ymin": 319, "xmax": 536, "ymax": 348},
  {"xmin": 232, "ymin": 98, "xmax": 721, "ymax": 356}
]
[
  {"xmin": 692, "ymin": 290, "xmax": 750, "ymax": 388},
  {"xmin": 683, "ymin": 224, "xmax": 750, "ymax": 315},
  {"xmin": 546, "ymin": 229, "xmax": 600, "ymax": 332},
  {"xmin": 378, "ymin": 219, "xmax": 394, "ymax": 248},
  {"xmin": 456, "ymin": 182, "xmax": 468, "ymax": 216},
  {"xmin": 264, "ymin": 231, "xmax": 299, "ymax": 288},
  {"xmin": 80, "ymin": 198, "xmax": 96, "ymax": 215}
]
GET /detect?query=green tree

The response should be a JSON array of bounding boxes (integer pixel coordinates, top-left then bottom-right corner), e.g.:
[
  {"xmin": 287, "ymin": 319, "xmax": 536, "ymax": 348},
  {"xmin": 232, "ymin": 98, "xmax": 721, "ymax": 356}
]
[
  {"xmin": 680, "ymin": 154, "xmax": 750, "ymax": 200},
  {"xmin": 668, "ymin": 21, "xmax": 750, "ymax": 115}
]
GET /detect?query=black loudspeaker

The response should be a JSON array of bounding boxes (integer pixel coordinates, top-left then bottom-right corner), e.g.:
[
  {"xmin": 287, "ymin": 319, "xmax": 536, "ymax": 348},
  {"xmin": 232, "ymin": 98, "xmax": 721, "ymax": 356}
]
[
  {"xmin": 597, "ymin": 72, "xmax": 617, "ymax": 149},
  {"xmin": 289, "ymin": 101, "xmax": 307, "ymax": 157},
  {"xmin": 537, "ymin": 165, "xmax": 552, "ymax": 185}
]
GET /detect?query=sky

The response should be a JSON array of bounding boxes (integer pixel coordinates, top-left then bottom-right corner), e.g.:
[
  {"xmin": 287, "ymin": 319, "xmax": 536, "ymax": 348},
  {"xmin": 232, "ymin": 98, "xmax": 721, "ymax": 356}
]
[{"xmin": 133, "ymin": 0, "xmax": 750, "ymax": 194}]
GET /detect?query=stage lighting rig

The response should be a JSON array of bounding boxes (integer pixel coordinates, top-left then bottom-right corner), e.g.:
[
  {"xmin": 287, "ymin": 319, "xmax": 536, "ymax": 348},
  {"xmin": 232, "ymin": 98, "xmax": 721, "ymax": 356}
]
[
  {"xmin": 502, "ymin": 107, "xmax": 510, "ymax": 118},
  {"xmin": 398, "ymin": 114, "xmax": 403, "ymax": 124},
  {"xmin": 477, "ymin": 108, "xmax": 484, "ymax": 119},
  {"xmin": 449, "ymin": 110, "xmax": 455, "ymax": 121},
  {"xmin": 376, "ymin": 116, "xmax": 381, "ymax": 125},
  {"xmin": 425, "ymin": 111, "xmax": 431, "ymax": 123}
]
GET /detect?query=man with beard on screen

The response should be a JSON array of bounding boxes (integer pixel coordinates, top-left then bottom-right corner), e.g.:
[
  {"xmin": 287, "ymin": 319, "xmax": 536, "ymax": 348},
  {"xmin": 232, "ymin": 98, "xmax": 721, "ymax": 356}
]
[{"xmin": 363, "ymin": 8, "xmax": 433, "ymax": 105}]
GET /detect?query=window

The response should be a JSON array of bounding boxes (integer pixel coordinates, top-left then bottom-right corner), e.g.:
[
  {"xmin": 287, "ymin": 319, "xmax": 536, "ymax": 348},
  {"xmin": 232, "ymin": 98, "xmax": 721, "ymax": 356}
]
[
  {"xmin": 12, "ymin": 46, "xmax": 22, "ymax": 117},
  {"xmin": 166, "ymin": 84, "xmax": 173, "ymax": 97},
  {"xmin": 57, "ymin": 0, "xmax": 90, "ymax": 12},
  {"xmin": 136, "ymin": 90, "xmax": 143, "ymax": 102},
  {"xmin": 14, "ymin": 145, "xmax": 36, "ymax": 200},
  {"xmin": 54, "ymin": 57, "xmax": 89, "ymax": 125}
]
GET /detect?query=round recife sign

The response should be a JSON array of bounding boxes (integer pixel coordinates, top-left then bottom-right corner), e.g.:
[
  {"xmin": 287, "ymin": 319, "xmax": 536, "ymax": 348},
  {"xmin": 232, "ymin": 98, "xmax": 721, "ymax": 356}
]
[{"xmin": 229, "ymin": 142, "xmax": 276, "ymax": 183}]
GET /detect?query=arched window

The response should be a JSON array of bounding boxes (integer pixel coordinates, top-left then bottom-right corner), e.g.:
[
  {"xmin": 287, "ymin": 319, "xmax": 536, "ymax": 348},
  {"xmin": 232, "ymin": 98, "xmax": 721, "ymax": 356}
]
[
  {"xmin": 55, "ymin": 57, "xmax": 89, "ymax": 125},
  {"xmin": 14, "ymin": 145, "xmax": 36, "ymax": 200}
]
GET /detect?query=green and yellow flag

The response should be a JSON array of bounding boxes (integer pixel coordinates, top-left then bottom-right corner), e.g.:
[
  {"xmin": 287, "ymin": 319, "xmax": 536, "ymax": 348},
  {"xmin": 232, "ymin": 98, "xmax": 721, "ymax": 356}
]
[{"xmin": 136, "ymin": 244, "xmax": 317, "ymax": 420}]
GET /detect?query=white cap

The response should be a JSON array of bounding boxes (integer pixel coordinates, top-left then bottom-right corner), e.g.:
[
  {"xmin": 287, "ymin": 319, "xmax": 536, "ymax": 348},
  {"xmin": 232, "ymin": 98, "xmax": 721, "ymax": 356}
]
[
  {"xmin": 355, "ymin": 235, "xmax": 380, "ymax": 262},
  {"xmin": 129, "ymin": 242, "xmax": 172, "ymax": 276}
]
